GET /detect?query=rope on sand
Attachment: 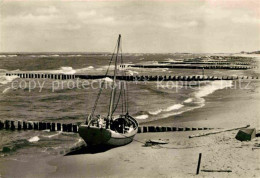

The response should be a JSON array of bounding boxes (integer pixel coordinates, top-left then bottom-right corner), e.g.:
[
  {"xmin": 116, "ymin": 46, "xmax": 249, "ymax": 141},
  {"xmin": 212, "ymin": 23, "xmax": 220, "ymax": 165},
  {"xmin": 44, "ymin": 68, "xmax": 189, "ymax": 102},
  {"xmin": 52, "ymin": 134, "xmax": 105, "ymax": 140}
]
[{"xmin": 189, "ymin": 125, "xmax": 250, "ymax": 138}]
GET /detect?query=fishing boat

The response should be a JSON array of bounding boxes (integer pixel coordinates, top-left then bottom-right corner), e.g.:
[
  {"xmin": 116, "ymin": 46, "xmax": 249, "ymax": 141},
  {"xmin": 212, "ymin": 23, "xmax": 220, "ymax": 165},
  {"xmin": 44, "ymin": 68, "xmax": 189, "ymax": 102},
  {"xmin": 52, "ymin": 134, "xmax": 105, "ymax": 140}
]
[{"xmin": 78, "ymin": 34, "xmax": 139, "ymax": 147}]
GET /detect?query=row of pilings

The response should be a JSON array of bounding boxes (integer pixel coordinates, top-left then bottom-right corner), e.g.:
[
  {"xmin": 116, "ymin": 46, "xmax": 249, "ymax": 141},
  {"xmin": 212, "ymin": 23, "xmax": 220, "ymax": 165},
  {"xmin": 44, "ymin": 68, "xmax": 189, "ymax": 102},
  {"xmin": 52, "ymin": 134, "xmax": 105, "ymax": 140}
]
[
  {"xmin": 158, "ymin": 61, "xmax": 253, "ymax": 65},
  {"xmin": 6, "ymin": 73, "xmax": 76, "ymax": 80},
  {"xmin": 0, "ymin": 120, "xmax": 215, "ymax": 133},
  {"xmin": 0, "ymin": 120, "xmax": 78, "ymax": 133},
  {"xmin": 124, "ymin": 64, "xmax": 254, "ymax": 70},
  {"xmin": 6, "ymin": 73, "xmax": 259, "ymax": 81},
  {"xmin": 137, "ymin": 126, "xmax": 214, "ymax": 133}
]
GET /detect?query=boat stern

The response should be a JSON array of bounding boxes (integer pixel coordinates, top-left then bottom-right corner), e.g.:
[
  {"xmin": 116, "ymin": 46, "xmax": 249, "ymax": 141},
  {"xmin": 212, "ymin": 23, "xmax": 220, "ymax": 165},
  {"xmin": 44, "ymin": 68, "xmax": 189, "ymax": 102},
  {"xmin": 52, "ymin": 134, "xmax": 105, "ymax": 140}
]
[{"xmin": 78, "ymin": 125, "xmax": 112, "ymax": 146}]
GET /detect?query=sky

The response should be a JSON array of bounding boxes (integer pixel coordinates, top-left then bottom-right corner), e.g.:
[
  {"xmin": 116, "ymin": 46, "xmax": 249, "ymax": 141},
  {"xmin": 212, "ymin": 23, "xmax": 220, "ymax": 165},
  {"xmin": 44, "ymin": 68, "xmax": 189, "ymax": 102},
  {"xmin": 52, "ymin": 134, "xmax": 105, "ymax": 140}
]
[{"xmin": 0, "ymin": 0, "xmax": 259, "ymax": 53}]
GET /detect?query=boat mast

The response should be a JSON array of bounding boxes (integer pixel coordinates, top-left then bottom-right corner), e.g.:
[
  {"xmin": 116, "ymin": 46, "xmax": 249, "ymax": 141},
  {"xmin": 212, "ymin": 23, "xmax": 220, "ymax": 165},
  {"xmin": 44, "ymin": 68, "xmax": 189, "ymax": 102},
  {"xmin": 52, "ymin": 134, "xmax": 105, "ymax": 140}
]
[{"xmin": 108, "ymin": 34, "xmax": 121, "ymax": 120}]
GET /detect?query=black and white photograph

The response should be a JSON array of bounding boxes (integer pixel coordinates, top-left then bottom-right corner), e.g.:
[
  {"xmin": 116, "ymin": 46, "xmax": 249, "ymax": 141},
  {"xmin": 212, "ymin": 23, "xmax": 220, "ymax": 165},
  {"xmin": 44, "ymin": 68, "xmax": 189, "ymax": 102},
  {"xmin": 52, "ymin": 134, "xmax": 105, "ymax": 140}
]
[{"xmin": 0, "ymin": 0, "xmax": 259, "ymax": 177}]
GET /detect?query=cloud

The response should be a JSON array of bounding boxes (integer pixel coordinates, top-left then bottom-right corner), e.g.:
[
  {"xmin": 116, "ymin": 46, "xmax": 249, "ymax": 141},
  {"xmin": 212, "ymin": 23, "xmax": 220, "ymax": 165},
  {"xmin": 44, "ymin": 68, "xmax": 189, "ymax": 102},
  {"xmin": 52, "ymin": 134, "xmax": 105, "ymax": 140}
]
[
  {"xmin": 1, "ymin": 1, "xmax": 259, "ymax": 53},
  {"xmin": 77, "ymin": 10, "xmax": 115, "ymax": 25},
  {"xmin": 232, "ymin": 15, "xmax": 260, "ymax": 24},
  {"xmin": 36, "ymin": 6, "xmax": 59, "ymax": 15},
  {"xmin": 77, "ymin": 10, "xmax": 97, "ymax": 18},
  {"xmin": 162, "ymin": 20, "xmax": 198, "ymax": 29}
]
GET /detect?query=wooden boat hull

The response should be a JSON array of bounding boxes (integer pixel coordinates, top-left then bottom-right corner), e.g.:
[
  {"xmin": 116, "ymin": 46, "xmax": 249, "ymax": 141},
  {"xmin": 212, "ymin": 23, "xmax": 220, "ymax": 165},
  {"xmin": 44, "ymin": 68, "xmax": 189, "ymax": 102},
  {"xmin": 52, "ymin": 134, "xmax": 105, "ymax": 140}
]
[{"xmin": 78, "ymin": 125, "xmax": 138, "ymax": 146}]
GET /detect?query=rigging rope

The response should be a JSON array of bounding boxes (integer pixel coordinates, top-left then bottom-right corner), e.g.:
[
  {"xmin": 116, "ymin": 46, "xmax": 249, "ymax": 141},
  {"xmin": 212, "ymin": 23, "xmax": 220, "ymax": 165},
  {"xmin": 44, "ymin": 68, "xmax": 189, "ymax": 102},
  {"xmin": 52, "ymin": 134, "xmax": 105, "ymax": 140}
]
[
  {"xmin": 112, "ymin": 82, "xmax": 123, "ymax": 114},
  {"xmin": 120, "ymin": 42, "xmax": 129, "ymax": 114},
  {"xmin": 89, "ymin": 42, "xmax": 118, "ymax": 120}
]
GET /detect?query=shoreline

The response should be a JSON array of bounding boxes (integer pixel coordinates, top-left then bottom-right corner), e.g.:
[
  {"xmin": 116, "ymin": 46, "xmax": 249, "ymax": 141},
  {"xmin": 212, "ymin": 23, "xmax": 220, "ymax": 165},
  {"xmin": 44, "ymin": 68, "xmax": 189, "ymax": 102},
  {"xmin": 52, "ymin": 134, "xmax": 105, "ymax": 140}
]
[{"xmin": 141, "ymin": 80, "xmax": 260, "ymax": 129}]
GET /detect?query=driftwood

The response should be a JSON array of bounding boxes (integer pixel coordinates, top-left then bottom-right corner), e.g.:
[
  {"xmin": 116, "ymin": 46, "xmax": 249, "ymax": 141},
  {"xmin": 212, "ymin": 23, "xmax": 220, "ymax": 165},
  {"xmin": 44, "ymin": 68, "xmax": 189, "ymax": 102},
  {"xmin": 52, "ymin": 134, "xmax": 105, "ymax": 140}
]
[
  {"xmin": 252, "ymin": 147, "xmax": 260, "ymax": 150},
  {"xmin": 201, "ymin": 169, "xmax": 232, "ymax": 173},
  {"xmin": 189, "ymin": 125, "xmax": 250, "ymax": 138}
]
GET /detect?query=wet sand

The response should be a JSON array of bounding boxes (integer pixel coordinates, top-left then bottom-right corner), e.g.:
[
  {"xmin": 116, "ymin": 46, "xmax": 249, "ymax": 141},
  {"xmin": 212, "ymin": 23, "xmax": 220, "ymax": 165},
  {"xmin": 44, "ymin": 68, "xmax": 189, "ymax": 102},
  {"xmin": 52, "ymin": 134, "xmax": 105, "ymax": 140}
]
[{"xmin": 144, "ymin": 80, "xmax": 260, "ymax": 129}]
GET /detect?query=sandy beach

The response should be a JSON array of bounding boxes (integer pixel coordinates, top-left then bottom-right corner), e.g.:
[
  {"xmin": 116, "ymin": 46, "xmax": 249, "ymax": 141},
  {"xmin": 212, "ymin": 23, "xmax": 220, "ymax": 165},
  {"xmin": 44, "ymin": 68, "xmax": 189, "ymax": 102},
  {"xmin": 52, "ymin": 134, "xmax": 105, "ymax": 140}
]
[
  {"xmin": 1, "ymin": 79, "xmax": 259, "ymax": 178},
  {"xmin": 0, "ymin": 0, "xmax": 260, "ymax": 176}
]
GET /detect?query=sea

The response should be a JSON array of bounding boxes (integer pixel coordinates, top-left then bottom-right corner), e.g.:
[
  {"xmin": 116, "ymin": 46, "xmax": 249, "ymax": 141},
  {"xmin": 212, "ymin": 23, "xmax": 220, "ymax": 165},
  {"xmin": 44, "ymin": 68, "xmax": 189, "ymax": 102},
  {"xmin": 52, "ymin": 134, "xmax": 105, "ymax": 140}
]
[{"xmin": 0, "ymin": 53, "xmax": 257, "ymax": 158}]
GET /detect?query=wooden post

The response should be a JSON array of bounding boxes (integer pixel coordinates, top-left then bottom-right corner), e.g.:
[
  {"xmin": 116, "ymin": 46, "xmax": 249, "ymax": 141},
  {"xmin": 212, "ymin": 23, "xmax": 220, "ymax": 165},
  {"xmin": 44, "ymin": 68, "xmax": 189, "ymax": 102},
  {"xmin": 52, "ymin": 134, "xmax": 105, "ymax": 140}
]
[
  {"xmin": 148, "ymin": 126, "xmax": 155, "ymax": 132},
  {"xmin": 57, "ymin": 123, "xmax": 61, "ymax": 131},
  {"xmin": 18, "ymin": 121, "xmax": 22, "ymax": 130},
  {"xmin": 51, "ymin": 123, "xmax": 56, "ymax": 131},
  {"xmin": 196, "ymin": 153, "xmax": 202, "ymax": 175},
  {"xmin": 0, "ymin": 120, "xmax": 4, "ymax": 129},
  {"xmin": 28, "ymin": 122, "xmax": 33, "ymax": 130},
  {"xmin": 138, "ymin": 127, "xmax": 142, "ymax": 133},
  {"xmin": 23, "ymin": 121, "xmax": 27, "ymax": 130},
  {"xmin": 67, "ymin": 123, "xmax": 72, "ymax": 132},
  {"xmin": 11, "ymin": 121, "xmax": 15, "ymax": 130},
  {"xmin": 43, "ymin": 122, "xmax": 47, "ymax": 130},
  {"xmin": 167, "ymin": 127, "xmax": 172, "ymax": 131},
  {"xmin": 39, "ymin": 122, "xmax": 43, "ymax": 130},
  {"xmin": 5, "ymin": 120, "xmax": 10, "ymax": 129},
  {"xmin": 72, "ymin": 125, "xmax": 78, "ymax": 133},
  {"xmin": 162, "ymin": 127, "xmax": 167, "ymax": 132},
  {"xmin": 47, "ymin": 123, "xmax": 51, "ymax": 130},
  {"xmin": 143, "ymin": 126, "xmax": 148, "ymax": 133},
  {"xmin": 33, "ymin": 122, "xmax": 39, "ymax": 130},
  {"xmin": 62, "ymin": 124, "xmax": 67, "ymax": 132}
]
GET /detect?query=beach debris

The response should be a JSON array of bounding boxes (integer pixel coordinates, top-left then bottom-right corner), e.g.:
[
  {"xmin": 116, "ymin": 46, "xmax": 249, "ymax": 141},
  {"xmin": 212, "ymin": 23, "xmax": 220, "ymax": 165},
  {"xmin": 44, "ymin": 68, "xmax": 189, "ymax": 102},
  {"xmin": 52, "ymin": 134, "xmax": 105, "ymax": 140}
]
[
  {"xmin": 235, "ymin": 128, "xmax": 256, "ymax": 141},
  {"xmin": 144, "ymin": 139, "xmax": 169, "ymax": 147},
  {"xmin": 189, "ymin": 125, "xmax": 250, "ymax": 138},
  {"xmin": 196, "ymin": 153, "xmax": 202, "ymax": 175},
  {"xmin": 2, "ymin": 147, "xmax": 11, "ymax": 153},
  {"xmin": 201, "ymin": 169, "xmax": 232, "ymax": 173},
  {"xmin": 252, "ymin": 147, "xmax": 260, "ymax": 150},
  {"xmin": 252, "ymin": 143, "xmax": 260, "ymax": 150}
]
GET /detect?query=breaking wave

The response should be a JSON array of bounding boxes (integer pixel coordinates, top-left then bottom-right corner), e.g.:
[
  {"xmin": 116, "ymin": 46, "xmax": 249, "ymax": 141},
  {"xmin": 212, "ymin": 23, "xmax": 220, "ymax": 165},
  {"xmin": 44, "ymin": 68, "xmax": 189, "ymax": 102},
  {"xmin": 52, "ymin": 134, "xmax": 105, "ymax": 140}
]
[
  {"xmin": 136, "ymin": 114, "xmax": 149, "ymax": 120},
  {"xmin": 126, "ymin": 70, "xmax": 139, "ymax": 76},
  {"xmin": 0, "ymin": 74, "xmax": 19, "ymax": 85},
  {"xmin": 148, "ymin": 109, "xmax": 163, "ymax": 115},
  {"xmin": 143, "ymin": 80, "xmax": 233, "ymax": 121},
  {"xmin": 195, "ymin": 80, "xmax": 233, "ymax": 98},
  {"xmin": 28, "ymin": 136, "xmax": 40, "ymax": 143},
  {"xmin": 75, "ymin": 66, "xmax": 95, "ymax": 73},
  {"xmin": 57, "ymin": 67, "xmax": 76, "ymax": 74},
  {"xmin": 163, "ymin": 104, "xmax": 184, "ymax": 112},
  {"xmin": 2, "ymin": 87, "xmax": 10, "ymax": 93},
  {"xmin": 184, "ymin": 98, "xmax": 193, "ymax": 103},
  {"xmin": 101, "ymin": 77, "xmax": 113, "ymax": 82}
]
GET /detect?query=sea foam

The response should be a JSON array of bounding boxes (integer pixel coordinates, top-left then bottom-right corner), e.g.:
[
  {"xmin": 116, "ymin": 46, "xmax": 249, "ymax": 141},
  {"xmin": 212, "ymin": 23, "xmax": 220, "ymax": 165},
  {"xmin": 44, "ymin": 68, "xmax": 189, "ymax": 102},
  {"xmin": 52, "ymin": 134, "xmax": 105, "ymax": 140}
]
[
  {"xmin": 0, "ymin": 75, "xmax": 18, "ymax": 85},
  {"xmin": 28, "ymin": 136, "xmax": 40, "ymax": 143},
  {"xmin": 136, "ymin": 114, "xmax": 149, "ymax": 120},
  {"xmin": 2, "ymin": 87, "xmax": 10, "ymax": 93},
  {"xmin": 58, "ymin": 67, "xmax": 76, "ymax": 74},
  {"xmin": 163, "ymin": 104, "xmax": 184, "ymax": 112},
  {"xmin": 145, "ymin": 80, "xmax": 233, "ymax": 120},
  {"xmin": 195, "ymin": 80, "xmax": 233, "ymax": 98}
]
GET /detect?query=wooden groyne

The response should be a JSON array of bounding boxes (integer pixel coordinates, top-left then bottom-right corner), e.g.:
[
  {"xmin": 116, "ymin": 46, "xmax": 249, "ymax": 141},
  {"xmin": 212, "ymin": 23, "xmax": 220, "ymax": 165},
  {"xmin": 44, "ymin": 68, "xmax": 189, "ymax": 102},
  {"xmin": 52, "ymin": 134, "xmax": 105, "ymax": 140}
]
[
  {"xmin": 6, "ymin": 73, "xmax": 259, "ymax": 81},
  {"xmin": 0, "ymin": 120, "xmax": 79, "ymax": 133},
  {"xmin": 0, "ymin": 120, "xmax": 215, "ymax": 133},
  {"xmin": 137, "ymin": 126, "xmax": 214, "ymax": 133},
  {"xmin": 120, "ymin": 64, "xmax": 254, "ymax": 70},
  {"xmin": 158, "ymin": 61, "xmax": 253, "ymax": 65}
]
